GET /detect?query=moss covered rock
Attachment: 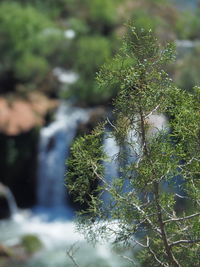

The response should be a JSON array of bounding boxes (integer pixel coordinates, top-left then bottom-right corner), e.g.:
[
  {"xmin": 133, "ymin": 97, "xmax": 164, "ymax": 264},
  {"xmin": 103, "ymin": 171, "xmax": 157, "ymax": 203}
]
[{"xmin": 20, "ymin": 234, "xmax": 43, "ymax": 254}]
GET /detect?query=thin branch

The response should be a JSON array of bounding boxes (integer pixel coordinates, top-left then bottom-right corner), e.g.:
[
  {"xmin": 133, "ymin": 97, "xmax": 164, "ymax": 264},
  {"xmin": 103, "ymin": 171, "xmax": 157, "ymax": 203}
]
[
  {"xmin": 91, "ymin": 161, "xmax": 162, "ymax": 237},
  {"xmin": 106, "ymin": 117, "xmax": 117, "ymax": 131},
  {"xmin": 66, "ymin": 243, "xmax": 81, "ymax": 267},
  {"xmin": 170, "ymin": 239, "xmax": 200, "ymax": 248},
  {"xmin": 164, "ymin": 212, "xmax": 200, "ymax": 224},
  {"xmin": 177, "ymin": 157, "xmax": 200, "ymax": 172},
  {"xmin": 175, "ymin": 193, "xmax": 188, "ymax": 199},
  {"xmin": 145, "ymin": 104, "xmax": 160, "ymax": 119},
  {"xmin": 117, "ymin": 253, "xmax": 139, "ymax": 266},
  {"xmin": 148, "ymin": 245, "xmax": 169, "ymax": 266},
  {"xmin": 153, "ymin": 182, "xmax": 181, "ymax": 267},
  {"xmin": 135, "ymin": 238, "xmax": 149, "ymax": 248},
  {"xmin": 146, "ymin": 168, "xmax": 171, "ymax": 185},
  {"xmin": 149, "ymin": 246, "xmax": 169, "ymax": 267}
]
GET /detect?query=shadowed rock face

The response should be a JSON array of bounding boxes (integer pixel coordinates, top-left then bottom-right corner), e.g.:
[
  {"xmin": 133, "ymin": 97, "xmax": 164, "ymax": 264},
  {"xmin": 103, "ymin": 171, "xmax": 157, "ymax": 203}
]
[
  {"xmin": 0, "ymin": 130, "xmax": 39, "ymax": 208},
  {"xmin": 0, "ymin": 93, "xmax": 58, "ymax": 207},
  {"xmin": 0, "ymin": 183, "xmax": 11, "ymax": 219},
  {"xmin": 0, "ymin": 92, "xmax": 58, "ymax": 136},
  {"xmin": 0, "ymin": 197, "xmax": 10, "ymax": 219}
]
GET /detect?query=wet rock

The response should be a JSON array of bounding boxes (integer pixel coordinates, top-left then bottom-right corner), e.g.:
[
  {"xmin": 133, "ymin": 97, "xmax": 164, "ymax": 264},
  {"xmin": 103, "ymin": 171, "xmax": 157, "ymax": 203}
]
[
  {"xmin": 0, "ymin": 235, "xmax": 43, "ymax": 267},
  {"xmin": 0, "ymin": 245, "xmax": 12, "ymax": 258},
  {"xmin": 20, "ymin": 234, "xmax": 43, "ymax": 254}
]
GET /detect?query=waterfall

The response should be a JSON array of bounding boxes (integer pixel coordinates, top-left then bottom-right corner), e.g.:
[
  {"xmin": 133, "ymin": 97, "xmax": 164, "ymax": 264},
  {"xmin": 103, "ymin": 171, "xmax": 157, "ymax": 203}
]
[
  {"xmin": 103, "ymin": 132, "xmax": 120, "ymax": 184},
  {"xmin": 36, "ymin": 102, "xmax": 90, "ymax": 219},
  {"xmin": 175, "ymin": 40, "xmax": 200, "ymax": 58},
  {"xmin": 102, "ymin": 132, "xmax": 120, "ymax": 206},
  {"xmin": 0, "ymin": 183, "xmax": 18, "ymax": 218},
  {"xmin": 6, "ymin": 187, "xmax": 18, "ymax": 217},
  {"xmin": 172, "ymin": 0, "xmax": 198, "ymax": 9}
]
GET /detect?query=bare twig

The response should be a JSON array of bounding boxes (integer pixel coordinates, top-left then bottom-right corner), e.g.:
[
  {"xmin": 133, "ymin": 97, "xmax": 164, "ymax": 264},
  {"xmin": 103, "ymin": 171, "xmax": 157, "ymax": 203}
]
[
  {"xmin": 145, "ymin": 104, "xmax": 160, "ymax": 119},
  {"xmin": 153, "ymin": 182, "xmax": 181, "ymax": 267},
  {"xmin": 107, "ymin": 117, "xmax": 117, "ymax": 131},
  {"xmin": 170, "ymin": 239, "xmax": 200, "ymax": 248},
  {"xmin": 66, "ymin": 243, "xmax": 81, "ymax": 267},
  {"xmin": 147, "ymin": 239, "xmax": 169, "ymax": 267},
  {"xmin": 91, "ymin": 161, "xmax": 162, "ymax": 237},
  {"xmin": 164, "ymin": 212, "xmax": 200, "ymax": 224},
  {"xmin": 134, "ymin": 238, "xmax": 148, "ymax": 248},
  {"xmin": 148, "ymin": 246, "xmax": 168, "ymax": 267},
  {"xmin": 175, "ymin": 193, "xmax": 188, "ymax": 199},
  {"xmin": 117, "ymin": 253, "xmax": 139, "ymax": 266}
]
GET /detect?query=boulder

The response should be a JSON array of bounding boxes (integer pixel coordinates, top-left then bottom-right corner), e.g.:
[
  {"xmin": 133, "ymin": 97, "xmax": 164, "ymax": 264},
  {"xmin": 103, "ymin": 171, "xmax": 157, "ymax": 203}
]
[
  {"xmin": 0, "ymin": 244, "xmax": 12, "ymax": 258},
  {"xmin": 0, "ymin": 92, "xmax": 58, "ymax": 136}
]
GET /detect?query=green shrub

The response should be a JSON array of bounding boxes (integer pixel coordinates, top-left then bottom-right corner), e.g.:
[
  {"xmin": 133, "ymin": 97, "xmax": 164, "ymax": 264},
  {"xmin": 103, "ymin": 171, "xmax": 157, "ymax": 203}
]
[
  {"xmin": 66, "ymin": 18, "xmax": 89, "ymax": 36},
  {"xmin": 130, "ymin": 10, "xmax": 160, "ymax": 32},
  {"xmin": 67, "ymin": 35, "xmax": 114, "ymax": 104},
  {"xmin": 0, "ymin": 2, "xmax": 63, "ymax": 90},
  {"xmin": 174, "ymin": 46, "xmax": 200, "ymax": 90},
  {"xmin": 75, "ymin": 36, "xmax": 112, "ymax": 77},
  {"xmin": 84, "ymin": 0, "xmax": 118, "ymax": 27},
  {"xmin": 175, "ymin": 10, "xmax": 200, "ymax": 40},
  {"xmin": 17, "ymin": 0, "xmax": 76, "ymax": 18}
]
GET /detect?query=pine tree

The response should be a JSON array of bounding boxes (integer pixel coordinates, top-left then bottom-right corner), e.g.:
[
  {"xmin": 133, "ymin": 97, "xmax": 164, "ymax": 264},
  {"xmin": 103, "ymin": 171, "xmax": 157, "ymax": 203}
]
[{"xmin": 66, "ymin": 25, "xmax": 200, "ymax": 267}]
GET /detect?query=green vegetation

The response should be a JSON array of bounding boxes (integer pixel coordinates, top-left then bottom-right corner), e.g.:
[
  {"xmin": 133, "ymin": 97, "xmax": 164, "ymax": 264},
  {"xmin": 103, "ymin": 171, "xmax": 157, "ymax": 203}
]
[
  {"xmin": 21, "ymin": 234, "xmax": 43, "ymax": 254},
  {"xmin": 69, "ymin": 35, "xmax": 114, "ymax": 104},
  {"xmin": 175, "ymin": 46, "xmax": 200, "ymax": 90},
  {"xmin": 175, "ymin": 10, "xmax": 200, "ymax": 40},
  {"xmin": 0, "ymin": 0, "xmax": 199, "ymax": 104},
  {"xmin": 66, "ymin": 26, "xmax": 200, "ymax": 266},
  {"xmin": 0, "ymin": 2, "xmax": 64, "ymax": 93}
]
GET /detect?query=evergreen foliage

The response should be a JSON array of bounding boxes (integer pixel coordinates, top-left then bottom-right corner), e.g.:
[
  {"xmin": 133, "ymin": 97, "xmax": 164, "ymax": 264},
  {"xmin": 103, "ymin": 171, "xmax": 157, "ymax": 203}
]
[{"xmin": 66, "ymin": 25, "xmax": 200, "ymax": 266}]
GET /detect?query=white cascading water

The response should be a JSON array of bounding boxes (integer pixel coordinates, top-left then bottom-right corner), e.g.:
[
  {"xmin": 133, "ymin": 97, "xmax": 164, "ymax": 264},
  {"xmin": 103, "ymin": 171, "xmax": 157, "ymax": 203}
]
[
  {"xmin": 103, "ymin": 132, "xmax": 120, "ymax": 183},
  {"xmin": 36, "ymin": 102, "xmax": 90, "ymax": 218},
  {"xmin": 175, "ymin": 40, "xmax": 200, "ymax": 58},
  {"xmin": 6, "ymin": 187, "xmax": 18, "ymax": 218},
  {"xmin": 102, "ymin": 132, "xmax": 120, "ymax": 203}
]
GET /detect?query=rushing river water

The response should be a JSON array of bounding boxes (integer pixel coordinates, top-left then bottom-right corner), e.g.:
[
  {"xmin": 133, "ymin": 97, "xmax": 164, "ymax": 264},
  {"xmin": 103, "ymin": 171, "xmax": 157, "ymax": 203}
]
[
  {"xmin": 172, "ymin": 0, "xmax": 198, "ymax": 9},
  {"xmin": 35, "ymin": 101, "xmax": 90, "ymax": 220},
  {"xmin": 0, "ymin": 211, "xmax": 133, "ymax": 267},
  {"xmin": 0, "ymin": 100, "xmax": 134, "ymax": 267}
]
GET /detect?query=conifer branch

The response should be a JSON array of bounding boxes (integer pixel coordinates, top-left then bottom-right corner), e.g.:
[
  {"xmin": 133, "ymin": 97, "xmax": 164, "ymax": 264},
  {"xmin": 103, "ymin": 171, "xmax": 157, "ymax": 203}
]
[
  {"xmin": 164, "ymin": 212, "xmax": 200, "ymax": 224},
  {"xmin": 170, "ymin": 239, "xmax": 200, "ymax": 247}
]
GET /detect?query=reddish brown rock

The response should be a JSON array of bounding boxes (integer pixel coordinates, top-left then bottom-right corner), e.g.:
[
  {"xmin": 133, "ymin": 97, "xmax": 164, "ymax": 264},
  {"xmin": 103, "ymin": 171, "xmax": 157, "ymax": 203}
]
[{"xmin": 0, "ymin": 93, "xmax": 58, "ymax": 136}]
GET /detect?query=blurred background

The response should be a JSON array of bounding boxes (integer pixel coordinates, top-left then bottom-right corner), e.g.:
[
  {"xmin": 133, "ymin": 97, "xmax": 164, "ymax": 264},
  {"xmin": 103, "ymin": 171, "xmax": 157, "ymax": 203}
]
[{"xmin": 0, "ymin": 0, "xmax": 199, "ymax": 266}]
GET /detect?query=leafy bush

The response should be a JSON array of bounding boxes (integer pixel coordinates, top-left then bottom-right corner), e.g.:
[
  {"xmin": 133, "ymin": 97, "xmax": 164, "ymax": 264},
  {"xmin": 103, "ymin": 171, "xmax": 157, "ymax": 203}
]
[
  {"xmin": 128, "ymin": 0, "xmax": 178, "ymax": 41},
  {"xmin": 84, "ymin": 0, "xmax": 118, "ymax": 27},
  {"xmin": 174, "ymin": 46, "xmax": 200, "ymax": 90},
  {"xmin": 0, "ymin": 2, "xmax": 63, "ymax": 91},
  {"xmin": 16, "ymin": 0, "xmax": 76, "ymax": 18},
  {"xmin": 68, "ymin": 35, "xmax": 115, "ymax": 104},
  {"xmin": 175, "ymin": 10, "xmax": 200, "ymax": 40},
  {"xmin": 130, "ymin": 9, "xmax": 160, "ymax": 32},
  {"xmin": 75, "ymin": 36, "xmax": 112, "ymax": 77}
]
